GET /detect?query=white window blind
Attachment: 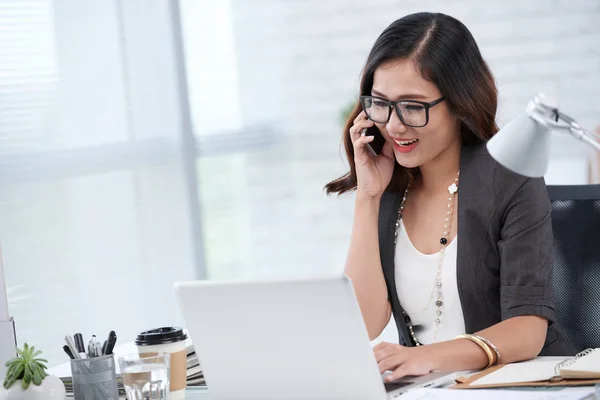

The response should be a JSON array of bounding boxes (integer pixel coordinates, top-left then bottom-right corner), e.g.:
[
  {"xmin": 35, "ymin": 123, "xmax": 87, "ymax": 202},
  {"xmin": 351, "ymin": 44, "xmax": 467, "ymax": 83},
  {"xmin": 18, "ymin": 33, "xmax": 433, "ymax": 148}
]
[
  {"xmin": 0, "ymin": 0, "xmax": 58, "ymax": 154},
  {"xmin": 0, "ymin": 0, "xmax": 202, "ymax": 367}
]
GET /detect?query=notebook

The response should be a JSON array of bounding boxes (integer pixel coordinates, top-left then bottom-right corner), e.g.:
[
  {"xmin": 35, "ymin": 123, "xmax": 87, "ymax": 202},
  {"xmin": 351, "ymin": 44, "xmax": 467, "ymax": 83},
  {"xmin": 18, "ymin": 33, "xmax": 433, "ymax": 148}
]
[
  {"xmin": 452, "ymin": 349, "xmax": 600, "ymax": 389},
  {"xmin": 557, "ymin": 348, "xmax": 600, "ymax": 379}
]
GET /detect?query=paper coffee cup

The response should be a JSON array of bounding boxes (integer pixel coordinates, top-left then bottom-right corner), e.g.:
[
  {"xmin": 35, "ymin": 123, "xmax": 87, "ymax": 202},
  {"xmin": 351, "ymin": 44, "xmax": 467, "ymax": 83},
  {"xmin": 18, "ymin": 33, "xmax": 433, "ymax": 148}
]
[{"xmin": 136, "ymin": 327, "xmax": 188, "ymax": 400}]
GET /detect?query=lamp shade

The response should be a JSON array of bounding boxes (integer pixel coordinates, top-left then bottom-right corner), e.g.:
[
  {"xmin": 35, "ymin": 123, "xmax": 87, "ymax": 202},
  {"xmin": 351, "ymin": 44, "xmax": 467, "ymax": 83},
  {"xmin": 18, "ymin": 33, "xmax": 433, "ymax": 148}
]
[{"xmin": 486, "ymin": 94, "xmax": 556, "ymax": 178}]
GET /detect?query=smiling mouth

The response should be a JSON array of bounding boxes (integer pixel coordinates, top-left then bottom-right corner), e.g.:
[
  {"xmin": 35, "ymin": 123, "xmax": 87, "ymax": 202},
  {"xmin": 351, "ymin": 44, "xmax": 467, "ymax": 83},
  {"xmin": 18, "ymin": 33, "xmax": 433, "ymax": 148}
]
[{"xmin": 394, "ymin": 138, "xmax": 419, "ymax": 147}]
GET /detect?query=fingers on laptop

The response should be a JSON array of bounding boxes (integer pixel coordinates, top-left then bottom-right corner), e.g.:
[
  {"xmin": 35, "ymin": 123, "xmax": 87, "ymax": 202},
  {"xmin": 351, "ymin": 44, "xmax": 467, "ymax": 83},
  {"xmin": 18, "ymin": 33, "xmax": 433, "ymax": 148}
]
[
  {"xmin": 374, "ymin": 343, "xmax": 405, "ymax": 375},
  {"xmin": 373, "ymin": 342, "xmax": 432, "ymax": 382}
]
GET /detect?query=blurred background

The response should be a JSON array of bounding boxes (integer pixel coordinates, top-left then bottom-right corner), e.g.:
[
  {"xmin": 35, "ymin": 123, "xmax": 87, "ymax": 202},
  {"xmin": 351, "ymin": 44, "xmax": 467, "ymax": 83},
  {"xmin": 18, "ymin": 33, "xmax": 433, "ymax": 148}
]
[{"xmin": 1, "ymin": 0, "xmax": 599, "ymax": 366}]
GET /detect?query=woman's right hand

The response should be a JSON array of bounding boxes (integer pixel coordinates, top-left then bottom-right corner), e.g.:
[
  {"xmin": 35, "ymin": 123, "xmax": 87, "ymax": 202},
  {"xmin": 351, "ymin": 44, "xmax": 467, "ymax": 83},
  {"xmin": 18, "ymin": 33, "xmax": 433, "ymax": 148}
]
[{"xmin": 350, "ymin": 111, "xmax": 395, "ymax": 199}]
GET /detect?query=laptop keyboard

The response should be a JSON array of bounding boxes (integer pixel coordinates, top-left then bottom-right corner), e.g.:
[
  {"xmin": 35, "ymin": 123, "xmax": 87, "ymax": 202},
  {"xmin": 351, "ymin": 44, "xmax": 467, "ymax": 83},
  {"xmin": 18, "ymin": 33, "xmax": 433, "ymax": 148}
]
[{"xmin": 384, "ymin": 380, "xmax": 414, "ymax": 393}]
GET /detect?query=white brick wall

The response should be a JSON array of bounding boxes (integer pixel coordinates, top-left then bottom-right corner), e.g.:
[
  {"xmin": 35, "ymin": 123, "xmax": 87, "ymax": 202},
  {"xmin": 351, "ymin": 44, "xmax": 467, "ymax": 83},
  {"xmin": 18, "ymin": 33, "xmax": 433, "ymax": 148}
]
[
  {"xmin": 230, "ymin": 0, "xmax": 600, "ymax": 182},
  {"xmin": 215, "ymin": 0, "xmax": 600, "ymax": 343}
]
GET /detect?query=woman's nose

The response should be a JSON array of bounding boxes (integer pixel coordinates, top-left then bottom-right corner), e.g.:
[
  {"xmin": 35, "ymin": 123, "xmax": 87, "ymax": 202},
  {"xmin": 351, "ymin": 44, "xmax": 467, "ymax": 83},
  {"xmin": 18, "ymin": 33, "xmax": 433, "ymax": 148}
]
[{"xmin": 386, "ymin": 108, "xmax": 408, "ymax": 134}]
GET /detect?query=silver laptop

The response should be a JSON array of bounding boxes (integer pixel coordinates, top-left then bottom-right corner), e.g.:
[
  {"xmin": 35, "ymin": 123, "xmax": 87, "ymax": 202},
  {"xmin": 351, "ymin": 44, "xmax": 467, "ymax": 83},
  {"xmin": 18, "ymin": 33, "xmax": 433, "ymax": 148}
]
[{"xmin": 174, "ymin": 276, "xmax": 454, "ymax": 400}]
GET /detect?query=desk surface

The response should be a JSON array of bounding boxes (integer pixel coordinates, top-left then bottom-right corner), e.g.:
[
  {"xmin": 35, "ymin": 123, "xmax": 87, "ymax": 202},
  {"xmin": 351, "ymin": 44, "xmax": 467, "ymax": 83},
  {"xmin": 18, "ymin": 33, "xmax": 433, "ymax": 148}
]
[
  {"xmin": 184, "ymin": 387, "xmax": 210, "ymax": 398},
  {"xmin": 66, "ymin": 388, "xmax": 211, "ymax": 399},
  {"xmin": 183, "ymin": 386, "xmax": 596, "ymax": 400},
  {"xmin": 180, "ymin": 359, "xmax": 598, "ymax": 400},
  {"xmin": 63, "ymin": 357, "xmax": 597, "ymax": 399},
  {"xmin": 183, "ymin": 386, "xmax": 597, "ymax": 400}
]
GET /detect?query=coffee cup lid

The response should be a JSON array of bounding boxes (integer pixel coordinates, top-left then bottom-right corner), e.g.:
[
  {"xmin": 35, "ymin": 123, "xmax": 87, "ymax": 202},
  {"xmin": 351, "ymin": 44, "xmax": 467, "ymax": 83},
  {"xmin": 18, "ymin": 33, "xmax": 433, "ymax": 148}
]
[{"xmin": 135, "ymin": 327, "xmax": 188, "ymax": 346}]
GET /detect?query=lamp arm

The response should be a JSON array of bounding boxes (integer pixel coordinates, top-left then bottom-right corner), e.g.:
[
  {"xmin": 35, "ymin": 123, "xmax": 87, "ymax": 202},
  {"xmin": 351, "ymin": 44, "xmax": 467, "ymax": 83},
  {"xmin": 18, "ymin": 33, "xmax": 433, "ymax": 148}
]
[
  {"xmin": 543, "ymin": 110, "xmax": 600, "ymax": 152},
  {"xmin": 576, "ymin": 128, "xmax": 600, "ymax": 151}
]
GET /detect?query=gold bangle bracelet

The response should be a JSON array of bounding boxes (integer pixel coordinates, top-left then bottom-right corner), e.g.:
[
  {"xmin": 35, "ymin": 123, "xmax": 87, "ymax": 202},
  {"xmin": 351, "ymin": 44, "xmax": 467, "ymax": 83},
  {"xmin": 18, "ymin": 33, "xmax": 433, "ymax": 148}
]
[
  {"xmin": 455, "ymin": 334, "xmax": 495, "ymax": 368},
  {"xmin": 473, "ymin": 334, "xmax": 501, "ymax": 364}
]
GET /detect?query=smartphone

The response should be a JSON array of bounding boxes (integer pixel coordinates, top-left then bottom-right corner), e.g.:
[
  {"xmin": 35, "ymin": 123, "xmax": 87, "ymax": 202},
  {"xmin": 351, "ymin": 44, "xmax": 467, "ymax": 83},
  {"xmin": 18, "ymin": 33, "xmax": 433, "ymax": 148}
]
[{"xmin": 363, "ymin": 126, "xmax": 386, "ymax": 156}]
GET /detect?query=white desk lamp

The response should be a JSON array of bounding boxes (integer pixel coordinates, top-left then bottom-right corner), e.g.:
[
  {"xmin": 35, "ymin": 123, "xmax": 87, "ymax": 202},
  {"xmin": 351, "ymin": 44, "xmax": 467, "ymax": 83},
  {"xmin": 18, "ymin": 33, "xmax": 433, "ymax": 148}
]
[
  {"xmin": 0, "ymin": 242, "xmax": 17, "ymax": 380},
  {"xmin": 487, "ymin": 93, "xmax": 600, "ymax": 177}
]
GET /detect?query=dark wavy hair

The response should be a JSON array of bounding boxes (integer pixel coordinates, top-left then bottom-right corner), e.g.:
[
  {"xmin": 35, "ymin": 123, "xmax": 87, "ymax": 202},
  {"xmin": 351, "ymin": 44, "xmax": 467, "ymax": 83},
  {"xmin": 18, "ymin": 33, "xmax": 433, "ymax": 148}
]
[{"xmin": 325, "ymin": 12, "xmax": 499, "ymax": 195}]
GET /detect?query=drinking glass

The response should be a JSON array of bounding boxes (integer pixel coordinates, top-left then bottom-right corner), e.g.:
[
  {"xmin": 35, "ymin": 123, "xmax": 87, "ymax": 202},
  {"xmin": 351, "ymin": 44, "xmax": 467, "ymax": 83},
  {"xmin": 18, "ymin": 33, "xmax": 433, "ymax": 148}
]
[{"xmin": 118, "ymin": 353, "xmax": 170, "ymax": 400}]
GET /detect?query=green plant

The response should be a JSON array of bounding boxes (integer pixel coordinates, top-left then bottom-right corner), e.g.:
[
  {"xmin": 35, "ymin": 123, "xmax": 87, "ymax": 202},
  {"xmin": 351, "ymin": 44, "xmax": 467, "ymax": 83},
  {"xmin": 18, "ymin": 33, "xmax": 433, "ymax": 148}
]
[{"xmin": 3, "ymin": 343, "xmax": 48, "ymax": 390}]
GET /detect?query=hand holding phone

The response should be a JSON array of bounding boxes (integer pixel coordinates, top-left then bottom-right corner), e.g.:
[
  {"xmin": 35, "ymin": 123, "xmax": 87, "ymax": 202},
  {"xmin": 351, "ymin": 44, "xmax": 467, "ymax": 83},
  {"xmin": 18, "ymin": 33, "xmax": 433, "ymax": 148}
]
[{"xmin": 349, "ymin": 111, "xmax": 395, "ymax": 198}]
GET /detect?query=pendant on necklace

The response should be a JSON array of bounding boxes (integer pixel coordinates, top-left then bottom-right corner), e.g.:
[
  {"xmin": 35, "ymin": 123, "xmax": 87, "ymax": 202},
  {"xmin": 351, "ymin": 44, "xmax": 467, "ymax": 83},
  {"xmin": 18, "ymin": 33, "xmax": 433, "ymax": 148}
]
[{"xmin": 448, "ymin": 183, "xmax": 458, "ymax": 195}]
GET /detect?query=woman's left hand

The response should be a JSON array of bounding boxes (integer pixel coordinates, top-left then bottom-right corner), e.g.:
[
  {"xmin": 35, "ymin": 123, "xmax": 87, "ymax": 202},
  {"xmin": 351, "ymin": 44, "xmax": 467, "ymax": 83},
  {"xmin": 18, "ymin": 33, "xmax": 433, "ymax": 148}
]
[{"xmin": 373, "ymin": 342, "xmax": 437, "ymax": 382}]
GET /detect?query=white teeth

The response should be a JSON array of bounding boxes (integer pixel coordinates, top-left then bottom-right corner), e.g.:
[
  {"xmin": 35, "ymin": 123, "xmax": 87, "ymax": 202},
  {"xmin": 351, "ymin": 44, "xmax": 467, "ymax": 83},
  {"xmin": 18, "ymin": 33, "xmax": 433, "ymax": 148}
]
[{"xmin": 395, "ymin": 139, "xmax": 418, "ymax": 146}]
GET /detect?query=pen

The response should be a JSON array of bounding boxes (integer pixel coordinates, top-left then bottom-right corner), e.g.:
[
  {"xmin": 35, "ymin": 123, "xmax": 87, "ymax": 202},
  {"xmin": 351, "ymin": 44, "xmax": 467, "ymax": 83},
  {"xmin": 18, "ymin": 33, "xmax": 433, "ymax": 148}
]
[
  {"xmin": 88, "ymin": 335, "xmax": 98, "ymax": 358},
  {"xmin": 64, "ymin": 335, "xmax": 81, "ymax": 360},
  {"xmin": 95, "ymin": 341, "xmax": 102, "ymax": 358},
  {"xmin": 101, "ymin": 340, "xmax": 108, "ymax": 356},
  {"xmin": 105, "ymin": 331, "xmax": 117, "ymax": 355},
  {"xmin": 63, "ymin": 345, "xmax": 75, "ymax": 359},
  {"xmin": 74, "ymin": 333, "xmax": 85, "ymax": 354}
]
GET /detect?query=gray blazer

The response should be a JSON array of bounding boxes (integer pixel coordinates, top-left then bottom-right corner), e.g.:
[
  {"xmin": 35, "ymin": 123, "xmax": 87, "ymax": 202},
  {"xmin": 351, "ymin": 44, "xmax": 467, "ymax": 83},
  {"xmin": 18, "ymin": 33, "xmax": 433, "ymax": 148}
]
[{"xmin": 378, "ymin": 143, "xmax": 576, "ymax": 356}]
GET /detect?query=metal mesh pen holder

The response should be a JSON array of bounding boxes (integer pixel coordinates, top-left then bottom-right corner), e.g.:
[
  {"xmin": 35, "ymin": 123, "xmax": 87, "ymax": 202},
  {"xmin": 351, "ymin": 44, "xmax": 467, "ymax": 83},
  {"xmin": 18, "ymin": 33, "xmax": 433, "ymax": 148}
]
[{"xmin": 70, "ymin": 354, "xmax": 119, "ymax": 400}]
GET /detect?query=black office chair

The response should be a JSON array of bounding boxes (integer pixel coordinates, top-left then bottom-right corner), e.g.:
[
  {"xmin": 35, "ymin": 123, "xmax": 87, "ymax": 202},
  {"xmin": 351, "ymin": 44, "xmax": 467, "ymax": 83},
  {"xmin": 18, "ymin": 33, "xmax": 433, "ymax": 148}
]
[{"xmin": 548, "ymin": 184, "xmax": 600, "ymax": 352}]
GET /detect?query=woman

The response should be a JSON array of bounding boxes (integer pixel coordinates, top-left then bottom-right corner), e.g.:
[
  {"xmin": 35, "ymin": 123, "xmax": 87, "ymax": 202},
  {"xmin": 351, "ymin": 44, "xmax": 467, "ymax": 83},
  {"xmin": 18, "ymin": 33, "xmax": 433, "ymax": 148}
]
[{"xmin": 325, "ymin": 12, "xmax": 575, "ymax": 382}]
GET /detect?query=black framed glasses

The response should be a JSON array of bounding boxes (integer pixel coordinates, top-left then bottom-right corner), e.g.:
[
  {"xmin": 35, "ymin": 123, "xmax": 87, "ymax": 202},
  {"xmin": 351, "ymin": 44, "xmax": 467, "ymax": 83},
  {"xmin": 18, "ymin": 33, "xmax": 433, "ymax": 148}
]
[{"xmin": 359, "ymin": 95, "xmax": 445, "ymax": 127}]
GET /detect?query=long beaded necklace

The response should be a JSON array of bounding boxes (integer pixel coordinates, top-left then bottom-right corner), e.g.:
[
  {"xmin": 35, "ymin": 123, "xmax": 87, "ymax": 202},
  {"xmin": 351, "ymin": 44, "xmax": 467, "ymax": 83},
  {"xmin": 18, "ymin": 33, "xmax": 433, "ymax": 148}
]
[{"xmin": 393, "ymin": 171, "xmax": 460, "ymax": 346}]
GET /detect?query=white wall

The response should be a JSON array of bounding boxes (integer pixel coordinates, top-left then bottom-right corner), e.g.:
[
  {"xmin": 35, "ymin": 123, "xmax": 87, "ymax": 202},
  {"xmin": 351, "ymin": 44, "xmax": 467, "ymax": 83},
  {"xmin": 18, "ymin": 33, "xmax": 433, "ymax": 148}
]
[{"xmin": 229, "ymin": 0, "xmax": 600, "ymax": 184}]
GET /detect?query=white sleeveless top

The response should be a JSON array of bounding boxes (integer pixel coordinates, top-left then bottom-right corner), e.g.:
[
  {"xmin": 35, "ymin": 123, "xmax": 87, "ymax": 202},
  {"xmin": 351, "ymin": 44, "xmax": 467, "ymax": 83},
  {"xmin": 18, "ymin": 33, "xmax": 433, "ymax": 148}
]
[{"xmin": 394, "ymin": 219, "xmax": 466, "ymax": 344}]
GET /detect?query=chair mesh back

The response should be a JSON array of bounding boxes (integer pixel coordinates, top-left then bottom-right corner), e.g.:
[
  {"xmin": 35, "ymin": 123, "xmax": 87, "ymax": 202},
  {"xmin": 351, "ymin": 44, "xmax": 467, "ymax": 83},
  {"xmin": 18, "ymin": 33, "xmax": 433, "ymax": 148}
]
[{"xmin": 549, "ymin": 185, "xmax": 600, "ymax": 352}]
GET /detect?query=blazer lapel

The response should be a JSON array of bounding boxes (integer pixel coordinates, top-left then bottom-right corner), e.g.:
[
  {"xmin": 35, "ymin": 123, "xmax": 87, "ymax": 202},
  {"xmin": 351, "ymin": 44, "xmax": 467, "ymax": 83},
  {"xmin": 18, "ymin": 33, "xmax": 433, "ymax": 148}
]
[
  {"xmin": 378, "ymin": 190, "xmax": 412, "ymax": 345},
  {"xmin": 456, "ymin": 144, "xmax": 477, "ymax": 332},
  {"xmin": 456, "ymin": 143, "xmax": 493, "ymax": 333}
]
